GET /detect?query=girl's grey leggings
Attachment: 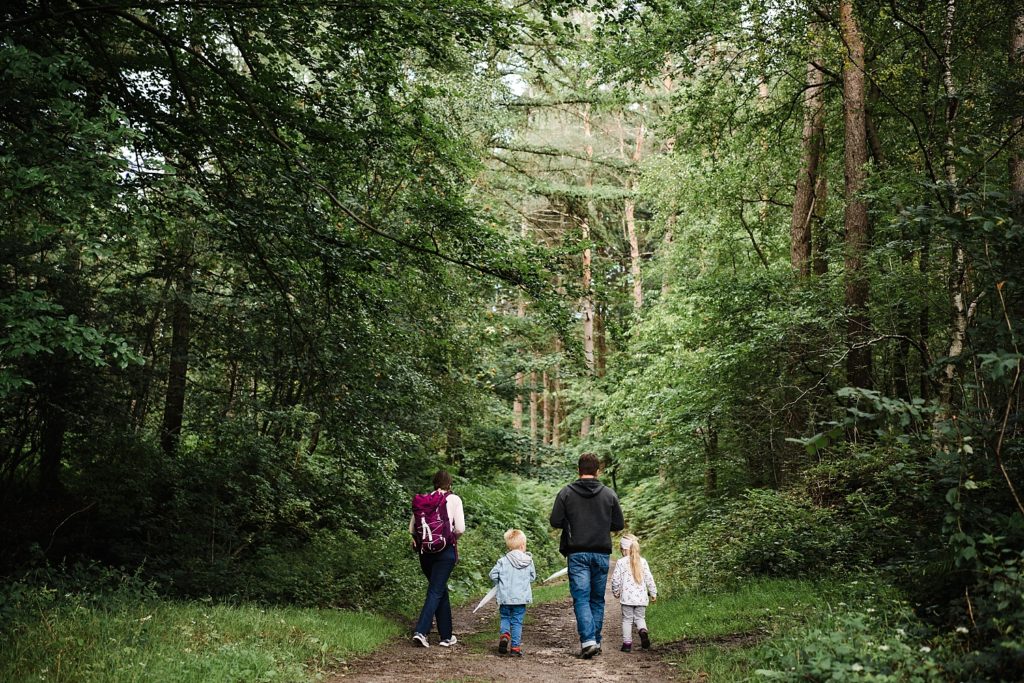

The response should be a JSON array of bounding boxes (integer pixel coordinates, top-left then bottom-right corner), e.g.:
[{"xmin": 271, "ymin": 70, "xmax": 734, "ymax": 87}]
[{"xmin": 621, "ymin": 604, "xmax": 647, "ymax": 641}]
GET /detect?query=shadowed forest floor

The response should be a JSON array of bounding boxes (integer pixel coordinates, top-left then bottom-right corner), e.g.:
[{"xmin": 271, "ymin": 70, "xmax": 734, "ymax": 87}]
[{"xmin": 331, "ymin": 577, "xmax": 690, "ymax": 682}]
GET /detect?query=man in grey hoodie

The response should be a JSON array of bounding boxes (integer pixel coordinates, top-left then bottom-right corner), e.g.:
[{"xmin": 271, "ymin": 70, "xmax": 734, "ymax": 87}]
[{"xmin": 549, "ymin": 453, "xmax": 625, "ymax": 659}]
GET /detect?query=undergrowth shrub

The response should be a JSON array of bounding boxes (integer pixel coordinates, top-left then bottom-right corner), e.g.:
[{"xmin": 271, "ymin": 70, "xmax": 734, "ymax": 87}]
[
  {"xmin": 757, "ymin": 607, "xmax": 946, "ymax": 682},
  {"xmin": 662, "ymin": 488, "xmax": 852, "ymax": 589}
]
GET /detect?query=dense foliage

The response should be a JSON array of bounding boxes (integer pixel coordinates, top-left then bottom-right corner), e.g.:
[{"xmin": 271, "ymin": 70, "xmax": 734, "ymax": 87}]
[{"xmin": 3, "ymin": 1, "xmax": 1023, "ymax": 681}]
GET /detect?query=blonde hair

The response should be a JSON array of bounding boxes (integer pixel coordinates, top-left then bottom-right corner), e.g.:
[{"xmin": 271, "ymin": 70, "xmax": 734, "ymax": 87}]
[
  {"xmin": 504, "ymin": 528, "xmax": 527, "ymax": 551},
  {"xmin": 621, "ymin": 533, "xmax": 643, "ymax": 584}
]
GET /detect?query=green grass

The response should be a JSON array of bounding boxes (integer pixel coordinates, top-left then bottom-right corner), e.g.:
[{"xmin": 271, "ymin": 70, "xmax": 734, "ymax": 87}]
[
  {"xmin": 530, "ymin": 580, "xmax": 569, "ymax": 604},
  {"xmin": 648, "ymin": 577, "xmax": 832, "ymax": 641},
  {"xmin": 1, "ymin": 596, "xmax": 401, "ymax": 683},
  {"xmin": 644, "ymin": 576, "xmax": 905, "ymax": 681}
]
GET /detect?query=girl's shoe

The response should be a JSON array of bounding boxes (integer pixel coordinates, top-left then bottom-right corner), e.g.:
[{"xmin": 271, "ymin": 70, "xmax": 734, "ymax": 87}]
[
  {"xmin": 498, "ymin": 632, "xmax": 510, "ymax": 654},
  {"xmin": 510, "ymin": 646, "xmax": 523, "ymax": 657},
  {"xmin": 412, "ymin": 632, "xmax": 429, "ymax": 648},
  {"xmin": 621, "ymin": 642, "xmax": 632, "ymax": 652},
  {"xmin": 439, "ymin": 636, "xmax": 457, "ymax": 647},
  {"xmin": 639, "ymin": 629, "xmax": 651, "ymax": 649}
]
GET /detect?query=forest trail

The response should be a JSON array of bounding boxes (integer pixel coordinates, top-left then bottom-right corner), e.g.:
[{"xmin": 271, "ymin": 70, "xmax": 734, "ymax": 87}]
[{"xmin": 331, "ymin": 574, "xmax": 685, "ymax": 682}]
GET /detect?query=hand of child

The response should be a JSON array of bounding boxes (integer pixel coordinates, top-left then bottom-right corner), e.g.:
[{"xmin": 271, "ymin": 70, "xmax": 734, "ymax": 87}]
[{"xmin": 650, "ymin": 595, "xmax": 657, "ymax": 602}]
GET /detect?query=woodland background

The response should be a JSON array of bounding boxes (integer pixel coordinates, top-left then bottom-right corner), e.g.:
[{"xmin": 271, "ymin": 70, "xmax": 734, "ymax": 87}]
[{"xmin": 1, "ymin": 0, "xmax": 1022, "ymax": 681}]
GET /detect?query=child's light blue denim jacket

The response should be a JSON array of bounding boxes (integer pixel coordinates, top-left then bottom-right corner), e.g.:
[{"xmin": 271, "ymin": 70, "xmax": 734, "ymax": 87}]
[{"xmin": 489, "ymin": 550, "xmax": 536, "ymax": 605}]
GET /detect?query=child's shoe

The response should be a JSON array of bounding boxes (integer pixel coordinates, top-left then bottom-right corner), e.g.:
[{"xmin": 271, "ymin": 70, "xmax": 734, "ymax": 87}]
[
  {"xmin": 639, "ymin": 628, "xmax": 651, "ymax": 649},
  {"xmin": 510, "ymin": 646, "xmax": 522, "ymax": 657},
  {"xmin": 621, "ymin": 641, "xmax": 632, "ymax": 652},
  {"xmin": 498, "ymin": 632, "xmax": 510, "ymax": 654}
]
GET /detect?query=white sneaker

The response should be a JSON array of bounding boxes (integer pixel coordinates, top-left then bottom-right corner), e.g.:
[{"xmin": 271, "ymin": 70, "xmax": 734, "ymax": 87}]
[
  {"xmin": 412, "ymin": 632, "xmax": 429, "ymax": 648},
  {"xmin": 439, "ymin": 636, "xmax": 457, "ymax": 647}
]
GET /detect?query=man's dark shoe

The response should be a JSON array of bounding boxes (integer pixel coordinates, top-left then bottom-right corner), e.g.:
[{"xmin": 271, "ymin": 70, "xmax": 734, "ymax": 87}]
[
  {"xmin": 621, "ymin": 642, "xmax": 632, "ymax": 652},
  {"xmin": 581, "ymin": 643, "xmax": 598, "ymax": 659},
  {"xmin": 593, "ymin": 643, "xmax": 602, "ymax": 656},
  {"xmin": 639, "ymin": 628, "xmax": 651, "ymax": 649},
  {"xmin": 498, "ymin": 632, "xmax": 510, "ymax": 654}
]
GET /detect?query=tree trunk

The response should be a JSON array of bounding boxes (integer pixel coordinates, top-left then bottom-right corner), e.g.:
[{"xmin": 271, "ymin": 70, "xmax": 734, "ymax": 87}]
[
  {"xmin": 625, "ymin": 199, "xmax": 643, "ymax": 308},
  {"xmin": 552, "ymin": 337, "xmax": 562, "ymax": 448},
  {"xmin": 529, "ymin": 370, "xmax": 539, "ymax": 461},
  {"xmin": 840, "ymin": 0, "xmax": 873, "ymax": 389},
  {"xmin": 580, "ymin": 214, "xmax": 595, "ymax": 438},
  {"xmin": 512, "ymin": 295, "xmax": 526, "ymax": 430},
  {"xmin": 580, "ymin": 105, "xmax": 596, "ymax": 439},
  {"xmin": 791, "ymin": 50, "xmax": 826, "ymax": 276},
  {"xmin": 160, "ymin": 259, "xmax": 193, "ymax": 456},
  {"xmin": 1011, "ymin": 10, "xmax": 1024, "ymax": 215},
  {"xmin": 812, "ymin": 175, "xmax": 829, "ymax": 275},
  {"xmin": 939, "ymin": 0, "xmax": 967, "ymax": 406},
  {"xmin": 542, "ymin": 369, "xmax": 552, "ymax": 445},
  {"xmin": 38, "ymin": 360, "xmax": 69, "ymax": 498}
]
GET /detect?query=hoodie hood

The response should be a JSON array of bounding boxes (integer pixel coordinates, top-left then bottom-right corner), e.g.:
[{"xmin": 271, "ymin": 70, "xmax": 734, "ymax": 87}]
[
  {"xmin": 568, "ymin": 478, "xmax": 605, "ymax": 498},
  {"xmin": 505, "ymin": 549, "xmax": 533, "ymax": 569}
]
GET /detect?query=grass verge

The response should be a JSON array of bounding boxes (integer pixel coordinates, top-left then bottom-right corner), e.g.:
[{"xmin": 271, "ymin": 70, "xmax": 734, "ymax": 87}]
[
  {"xmin": 1, "ymin": 595, "xmax": 401, "ymax": 683},
  {"xmin": 647, "ymin": 577, "xmax": 897, "ymax": 681}
]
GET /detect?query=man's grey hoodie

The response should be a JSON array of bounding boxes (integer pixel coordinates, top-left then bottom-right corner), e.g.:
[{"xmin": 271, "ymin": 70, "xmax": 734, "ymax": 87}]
[
  {"xmin": 549, "ymin": 478, "xmax": 625, "ymax": 556},
  {"xmin": 489, "ymin": 550, "xmax": 536, "ymax": 605}
]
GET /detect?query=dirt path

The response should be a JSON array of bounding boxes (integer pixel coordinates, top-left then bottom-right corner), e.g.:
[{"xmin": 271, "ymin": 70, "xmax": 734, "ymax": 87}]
[{"xmin": 330, "ymin": 575, "xmax": 683, "ymax": 682}]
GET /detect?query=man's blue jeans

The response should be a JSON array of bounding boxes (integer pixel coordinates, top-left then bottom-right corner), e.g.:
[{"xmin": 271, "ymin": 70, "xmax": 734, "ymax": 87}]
[
  {"xmin": 567, "ymin": 552, "xmax": 610, "ymax": 647},
  {"xmin": 499, "ymin": 604, "xmax": 526, "ymax": 647},
  {"xmin": 414, "ymin": 545, "xmax": 456, "ymax": 639}
]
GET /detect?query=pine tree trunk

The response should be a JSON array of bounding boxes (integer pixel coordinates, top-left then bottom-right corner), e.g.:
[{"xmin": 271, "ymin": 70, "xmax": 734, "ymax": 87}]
[{"xmin": 840, "ymin": 0, "xmax": 873, "ymax": 389}]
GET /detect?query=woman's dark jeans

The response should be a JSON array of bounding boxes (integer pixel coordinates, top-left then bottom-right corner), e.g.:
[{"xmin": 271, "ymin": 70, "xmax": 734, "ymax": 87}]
[{"xmin": 414, "ymin": 545, "xmax": 457, "ymax": 638}]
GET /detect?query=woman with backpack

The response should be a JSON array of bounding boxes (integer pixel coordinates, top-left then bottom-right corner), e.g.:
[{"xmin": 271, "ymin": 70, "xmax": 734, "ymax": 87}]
[{"xmin": 409, "ymin": 469, "xmax": 465, "ymax": 647}]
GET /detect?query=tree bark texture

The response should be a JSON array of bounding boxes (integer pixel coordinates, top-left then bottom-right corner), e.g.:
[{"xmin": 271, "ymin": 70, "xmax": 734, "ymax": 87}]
[
  {"xmin": 625, "ymin": 199, "xmax": 644, "ymax": 308},
  {"xmin": 542, "ymin": 369, "xmax": 551, "ymax": 445},
  {"xmin": 160, "ymin": 261, "xmax": 193, "ymax": 456},
  {"xmin": 512, "ymin": 295, "xmax": 526, "ymax": 430},
  {"xmin": 940, "ymin": 0, "xmax": 968, "ymax": 405},
  {"xmin": 529, "ymin": 370, "xmax": 538, "ymax": 460},
  {"xmin": 791, "ymin": 50, "xmax": 826, "ymax": 276},
  {"xmin": 841, "ymin": 0, "xmax": 873, "ymax": 389},
  {"xmin": 1011, "ymin": 9, "xmax": 1024, "ymax": 214},
  {"xmin": 580, "ymin": 214, "xmax": 595, "ymax": 438}
]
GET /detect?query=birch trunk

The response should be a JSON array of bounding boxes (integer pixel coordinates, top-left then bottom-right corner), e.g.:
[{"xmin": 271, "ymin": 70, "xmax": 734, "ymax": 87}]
[{"xmin": 940, "ymin": 0, "xmax": 968, "ymax": 404}]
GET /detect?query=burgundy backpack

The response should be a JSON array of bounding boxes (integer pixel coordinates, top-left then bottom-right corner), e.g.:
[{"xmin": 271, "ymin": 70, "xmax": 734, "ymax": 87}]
[{"xmin": 411, "ymin": 490, "xmax": 456, "ymax": 554}]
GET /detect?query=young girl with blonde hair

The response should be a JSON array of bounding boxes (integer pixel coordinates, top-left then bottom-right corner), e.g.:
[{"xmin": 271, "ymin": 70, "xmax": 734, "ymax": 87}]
[{"xmin": 610, "ymin": 533, "xmax": 658, "ymax": 652}]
